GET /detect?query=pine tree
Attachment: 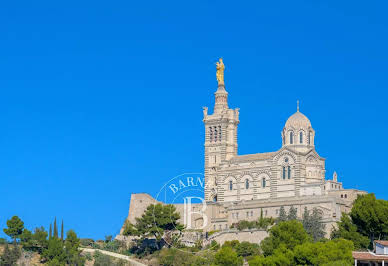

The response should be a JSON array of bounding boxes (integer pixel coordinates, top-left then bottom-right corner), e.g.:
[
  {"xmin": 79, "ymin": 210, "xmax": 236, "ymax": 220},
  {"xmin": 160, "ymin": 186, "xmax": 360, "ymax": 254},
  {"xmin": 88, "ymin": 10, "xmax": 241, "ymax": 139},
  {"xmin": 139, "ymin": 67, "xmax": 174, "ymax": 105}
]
[
  {"xmin": 60, "ymin": 220, "xmax": 64, "ymax": 241},
  {"xmin": 310, "ymin": 208, "xmax": 326, "ymax": 241},
  {"xmin": 53, "ymin": 217, "xmax": 58, "ymax": 239},
  {"xmin": 302, "ymin": 207, "xmax": 310, "ymax": 231},
  {"xmin": 3, "ymin": 216, "xmax": 24, "ymax": 242},
  {"xmin": 49, "ymin": 223, "xmax": 52, "ymax": 240},
  {"xmin": 288, "ymin": 206, "xmax": 298, "ymax": 220},
  {"xmin": 302, "ymin": 207, "xmax": 325, "ymax": 241},
  {"xmin": 277, "ymin": 206, "xmax": 287, "ymax": 223}
]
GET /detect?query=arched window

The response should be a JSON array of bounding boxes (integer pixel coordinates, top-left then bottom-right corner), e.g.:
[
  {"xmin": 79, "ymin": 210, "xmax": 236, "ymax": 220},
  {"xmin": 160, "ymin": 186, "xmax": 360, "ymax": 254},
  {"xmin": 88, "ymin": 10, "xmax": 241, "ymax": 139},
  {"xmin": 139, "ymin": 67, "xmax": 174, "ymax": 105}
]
[
  {"xmin": 308, "ymin": 131, "xmax": 311, "ymax": 145},
  {"xmin": 213, "ymin": 196, "xmax": 217, "ymax": 202},
  {"xmin": 300, "ymin": 132, "xmax": 303, "ymax": 144},
  {"xmin": 229, "ymin": 180, "xmax": 233, "ymax": 191},
  {"xmin": 290, "ymin": 132, "xmax": 294, "ymax": 144},
  {"xmin": 245, "ymin": 179, "xmax": 249, "ymax": 189},
  {"xmin": 214, "ymin": 127, "xmax": 218, "ymax": 142},
  {"xmin": 218, "ymin": 126, "xmax": 222, "ymax": 141},
  {"xmin": 262, "ymin": 178, "xmax": 266, "ymax": 188},
  {"xmin": 209, "ymin": 127, "xmax": 213, "ymax": 142},
  {"xmin": 282, "ymin": 166, "xmax": 286, "ymax": 180},
  {"xmin": 288, "ymin": 166, "xmax": 291, "ymax": 179}
]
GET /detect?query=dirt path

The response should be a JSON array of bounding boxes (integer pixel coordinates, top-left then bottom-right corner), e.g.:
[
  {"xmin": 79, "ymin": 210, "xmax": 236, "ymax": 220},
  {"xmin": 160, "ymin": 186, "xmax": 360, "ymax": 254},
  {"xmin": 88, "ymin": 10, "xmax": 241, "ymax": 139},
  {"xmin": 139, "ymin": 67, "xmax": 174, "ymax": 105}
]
[{"xmin": 81, "ymin": 248, "xmax": 147, "ymax": 266}]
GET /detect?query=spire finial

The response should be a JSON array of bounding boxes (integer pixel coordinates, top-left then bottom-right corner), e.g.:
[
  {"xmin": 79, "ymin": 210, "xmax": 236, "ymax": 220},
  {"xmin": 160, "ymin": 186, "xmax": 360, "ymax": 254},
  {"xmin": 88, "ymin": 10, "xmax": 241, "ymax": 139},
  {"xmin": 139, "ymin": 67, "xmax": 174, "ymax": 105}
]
[
  {"xmin": 297, "ymin": 100, "xmax": 300, "ymax": 112},
  {"xmin": 216, "ymin": 58, "xmax": 225, "ymax": 86}
]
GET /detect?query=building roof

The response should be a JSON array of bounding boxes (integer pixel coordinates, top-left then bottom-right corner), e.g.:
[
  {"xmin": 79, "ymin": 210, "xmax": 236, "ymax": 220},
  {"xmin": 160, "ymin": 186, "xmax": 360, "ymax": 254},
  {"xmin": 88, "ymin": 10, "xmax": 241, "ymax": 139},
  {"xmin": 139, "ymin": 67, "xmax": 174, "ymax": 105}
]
[
  {"xmin": 375, "ymin": 240, "xmax": 388, "ymax": 246},
  {"xmin": 285, "ymin": 111, "xmax": 312, "ymax": 129},
  {"xmin": 231, "ymin": 152, "xmax": 277, "ymax": 162},
  {"xmin": 353, "ymin": 251, "xmax": 388, "ymax": 261}
]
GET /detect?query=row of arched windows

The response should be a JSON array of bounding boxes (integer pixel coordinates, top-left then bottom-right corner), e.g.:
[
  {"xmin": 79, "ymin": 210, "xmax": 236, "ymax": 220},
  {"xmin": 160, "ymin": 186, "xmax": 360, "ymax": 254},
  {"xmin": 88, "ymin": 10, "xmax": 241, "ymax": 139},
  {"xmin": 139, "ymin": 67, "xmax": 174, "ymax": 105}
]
[
  {"xmin": 288, "ymin": 131, "xmax": 312, "ymax": 145},
  {"xmin": 228, "ymin": 178, "xmax": 268, "ymax": 191},
  {"xmin": 209, "ymin": 126, "xmax": 222, "ymax": 142}
]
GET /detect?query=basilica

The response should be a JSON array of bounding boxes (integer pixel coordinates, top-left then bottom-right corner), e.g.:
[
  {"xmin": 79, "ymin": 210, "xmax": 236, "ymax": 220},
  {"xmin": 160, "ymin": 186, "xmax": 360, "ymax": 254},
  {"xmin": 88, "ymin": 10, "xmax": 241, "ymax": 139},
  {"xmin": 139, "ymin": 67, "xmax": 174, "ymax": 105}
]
[{"xmin": 120, "ymin": 59, "xmax": 366, "ymax": 239}]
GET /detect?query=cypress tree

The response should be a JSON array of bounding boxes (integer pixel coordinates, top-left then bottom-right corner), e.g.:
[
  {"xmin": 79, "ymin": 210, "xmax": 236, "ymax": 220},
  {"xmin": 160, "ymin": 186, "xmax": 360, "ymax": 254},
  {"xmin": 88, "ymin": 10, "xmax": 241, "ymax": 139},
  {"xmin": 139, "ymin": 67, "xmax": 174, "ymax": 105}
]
[
  {"xmin": 277, "ymin": 206, "xmax": 287, "ymax": 222},
  {"xmin": 49, "ymin": 223, "xmax": 52, "ymax": 240},
  {"xmin": 53, "ymin": 217, "xmax": 58, "ymax": 238},
  {"xmin": 288, "ymin": 206, "xmax": 298, "ymax": 221},
  {"xmin": 60, "ymin": 220, "xmax": 64, "ymax": 241}
]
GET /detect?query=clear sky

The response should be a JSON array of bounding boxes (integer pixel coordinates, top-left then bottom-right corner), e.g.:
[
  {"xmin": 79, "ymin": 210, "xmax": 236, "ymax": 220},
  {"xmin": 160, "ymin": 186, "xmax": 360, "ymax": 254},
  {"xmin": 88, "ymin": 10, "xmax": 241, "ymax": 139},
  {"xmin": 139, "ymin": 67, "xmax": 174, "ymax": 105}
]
[{"xmin": 1, "ymin": 1, "xmax": 387, "ymax": 240}]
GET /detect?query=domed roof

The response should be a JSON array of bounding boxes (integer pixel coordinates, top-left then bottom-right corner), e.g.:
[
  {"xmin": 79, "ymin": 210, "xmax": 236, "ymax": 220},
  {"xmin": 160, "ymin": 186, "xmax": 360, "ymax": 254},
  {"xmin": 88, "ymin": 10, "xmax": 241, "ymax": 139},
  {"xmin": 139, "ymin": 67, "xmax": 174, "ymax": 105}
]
[{"xmin": 285, "ymin": 111, "xmax": 312, "ymax": 129}]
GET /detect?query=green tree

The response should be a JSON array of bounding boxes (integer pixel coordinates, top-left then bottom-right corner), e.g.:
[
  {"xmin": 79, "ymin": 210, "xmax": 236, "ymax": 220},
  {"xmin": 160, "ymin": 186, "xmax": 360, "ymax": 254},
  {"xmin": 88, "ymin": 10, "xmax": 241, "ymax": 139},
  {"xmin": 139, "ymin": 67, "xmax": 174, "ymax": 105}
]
[
  {"xmin": 222, "ymin": 240, "xmax": 240, "ymax": 249},
  {"xmin": 60, "ymin": 220, "xmax": 64, "ymax": 241},
  {"xmin": 236, "ymin": 220, "xmax": 255, "ymax": 230},
  {"xmin": 302, "ymin": 208, "xmax": 325, "ymax": 242},
  {"xmin": 53, "ymin": 217, "xmax": 58, "ymax": 239},
  {"xmin": 350, "ymin": 193, "xmax": 388, "ymax": 243},
  {"xmin": 3, "ymin": 216, "xmax": 24, "ymax": 242},
  {"xmin": 42, "ymin": 237, "xmax": 66, "ymax": 265},
  {"xmin": 49, "ymin": 223, "xmax": 52, "ymax": 240},
  {"xmin": 277, "ymin": 206, "xmax": 287, "ymax": 223},
  {"xmin": 248, "ymin": 245, "xmax": 294, "ymax": 266},
  {"xmin": 213, "ymin": 246, "xmax": 243, "ymax": 266},
  {"xmin": 235, "ymin": 241, "xmax": 260, "ymax": 258},
  {"xmin": 260, "ymin": 220, "xmax": 311, "ymax": 256},
  {"xmin": 34, "ymin": 227, "xmax": 49, "ymax": 253},
  {"xmin": 64, "ymin": 230, "xmax": 85, "ymax": 265},
  {"xmin": 122, "ymin": 220, "xmax": 137, "ymax": 236},
  {"xmin": 257, "ymin": 209, "xmax": 275, "ymax": 230},
  {"xmin": 207, "ymin": 240, "xmax": 220, "ymax": 251},
  {"xmin": 331, "ymin": 213, "xmax": 369, "ymax": 250},
  {"xmin": 293, "ymin": 238, "xmax": 354, "ymax": 265},
  {"xmin": 288, "ymin": 206, "xmax": 298, "ymax": 221},
  {"xmin": 20, "ymin": 228, "xmax": 34, "ymax": 250},
  {"xmin": 131, "ymin": 204, "xmax": 183, "ymax": 248}
]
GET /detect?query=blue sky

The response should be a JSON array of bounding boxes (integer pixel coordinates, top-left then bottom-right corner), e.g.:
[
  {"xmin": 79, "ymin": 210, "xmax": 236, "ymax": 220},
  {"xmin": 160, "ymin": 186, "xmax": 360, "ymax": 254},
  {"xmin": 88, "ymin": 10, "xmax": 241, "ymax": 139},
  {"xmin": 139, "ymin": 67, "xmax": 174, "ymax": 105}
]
[{"xmin": 1, "ymin": 1, "xmax": 387, "ymax": 239}]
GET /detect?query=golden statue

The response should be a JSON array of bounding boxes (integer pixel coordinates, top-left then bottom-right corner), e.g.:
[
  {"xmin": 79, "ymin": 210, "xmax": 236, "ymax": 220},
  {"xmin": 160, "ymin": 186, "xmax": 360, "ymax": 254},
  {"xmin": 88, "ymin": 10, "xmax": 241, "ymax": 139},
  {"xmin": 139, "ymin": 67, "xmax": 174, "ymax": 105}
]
[{"xmin": 216, "ymin": 58, "xmax": 225, "ymax": 85}]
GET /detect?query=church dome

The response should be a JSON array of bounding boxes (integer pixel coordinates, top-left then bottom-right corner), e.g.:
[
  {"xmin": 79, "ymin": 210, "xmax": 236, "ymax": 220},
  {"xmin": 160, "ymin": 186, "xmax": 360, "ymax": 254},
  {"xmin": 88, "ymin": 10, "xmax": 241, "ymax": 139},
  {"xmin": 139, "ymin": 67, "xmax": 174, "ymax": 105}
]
[
  {"xmin": 285, "ymin": 111, "xmax": 312, "ymax": 129},
  {"xmin": 281, "ymin": 103, "xmax": 315, "ymax": 149}
]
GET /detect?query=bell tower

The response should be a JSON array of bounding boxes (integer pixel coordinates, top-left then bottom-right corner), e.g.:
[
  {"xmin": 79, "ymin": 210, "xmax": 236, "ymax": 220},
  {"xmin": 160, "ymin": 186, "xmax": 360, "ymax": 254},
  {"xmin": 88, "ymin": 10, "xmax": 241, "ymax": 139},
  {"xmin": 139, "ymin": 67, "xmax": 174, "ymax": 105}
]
[{"xmin": 203, "ymin": 59, "xmax": 239, "ymax": 202}]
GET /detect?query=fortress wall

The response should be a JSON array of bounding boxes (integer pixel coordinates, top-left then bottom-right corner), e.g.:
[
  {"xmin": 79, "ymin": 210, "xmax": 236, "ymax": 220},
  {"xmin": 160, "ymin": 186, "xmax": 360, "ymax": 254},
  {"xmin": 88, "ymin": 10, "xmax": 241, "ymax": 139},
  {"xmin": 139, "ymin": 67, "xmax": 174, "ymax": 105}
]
[
  {"xmin": 120, "ymin": 192, "xmax": 364, "ymax": 239},
  {"xmin": 120, "ymin": 193, "xmax": 159, "ymax": 234},
  {"xmin": 120, "ymin": 193, "xmax": 204, "ymax": 234},
  {"xmin": 203, "ymin": 229, "xmax": 268, "ymax": 246}
]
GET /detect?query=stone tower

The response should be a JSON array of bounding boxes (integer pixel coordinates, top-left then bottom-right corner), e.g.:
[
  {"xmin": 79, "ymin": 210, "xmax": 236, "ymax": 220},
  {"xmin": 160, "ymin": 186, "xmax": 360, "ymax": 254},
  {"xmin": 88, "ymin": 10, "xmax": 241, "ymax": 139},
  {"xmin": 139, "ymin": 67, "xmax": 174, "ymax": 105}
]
[{"xmin": 203, "ymin": 60, "xmax": 239, "ymax": 202}]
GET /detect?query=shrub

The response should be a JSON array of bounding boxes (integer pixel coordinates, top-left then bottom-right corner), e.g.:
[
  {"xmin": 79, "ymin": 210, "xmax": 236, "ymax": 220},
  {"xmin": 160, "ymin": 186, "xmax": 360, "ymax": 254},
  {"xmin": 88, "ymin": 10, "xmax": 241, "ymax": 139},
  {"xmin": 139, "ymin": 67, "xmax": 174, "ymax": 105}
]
[
  {"xmin": 80, "ymin": 238, "xmax": 94, "ymax": 247},
  {"xmin": 207, "ymin": 230, "xmax": 219, "ymax": 236},
  {"xmin": 214, "ymin": 246, "xmax": 243, "ymax": 266},
  {"xmin": 235, "ymin": 241, "xmax": 260, "ymax": 258}
]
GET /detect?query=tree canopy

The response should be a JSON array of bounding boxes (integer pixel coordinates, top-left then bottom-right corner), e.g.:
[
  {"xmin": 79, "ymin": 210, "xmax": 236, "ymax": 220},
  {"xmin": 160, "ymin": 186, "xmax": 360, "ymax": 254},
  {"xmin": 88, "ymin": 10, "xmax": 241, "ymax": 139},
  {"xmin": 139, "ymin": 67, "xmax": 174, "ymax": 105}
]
[
  {"xmin": 213, "ymin": 246, "xmax": 243, "ymax": 266},
  {"xmin": 350, "ymin": 193, "xmax": 388, "ymax": 243},
  {"xmin": 302, "ymin": 207, "xmax": 326, "ymax": 242},
  {"xmin": 123, "ymin": 204, "xmax": 183, "ymax": 241},
  {"xmin": 331, "ymin": 213, "xmax": 369, "ymax": 250},
  {"xmin": 260, "ymin": 220, "xmax": 311, "ymax": 256},
  {"xmin": 277, "ymin": 206, "xmax": 287, "ymax": 223},
  {"xmin": 3, "ymin": 216, "xmax": 24, "ymax": 241}
]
